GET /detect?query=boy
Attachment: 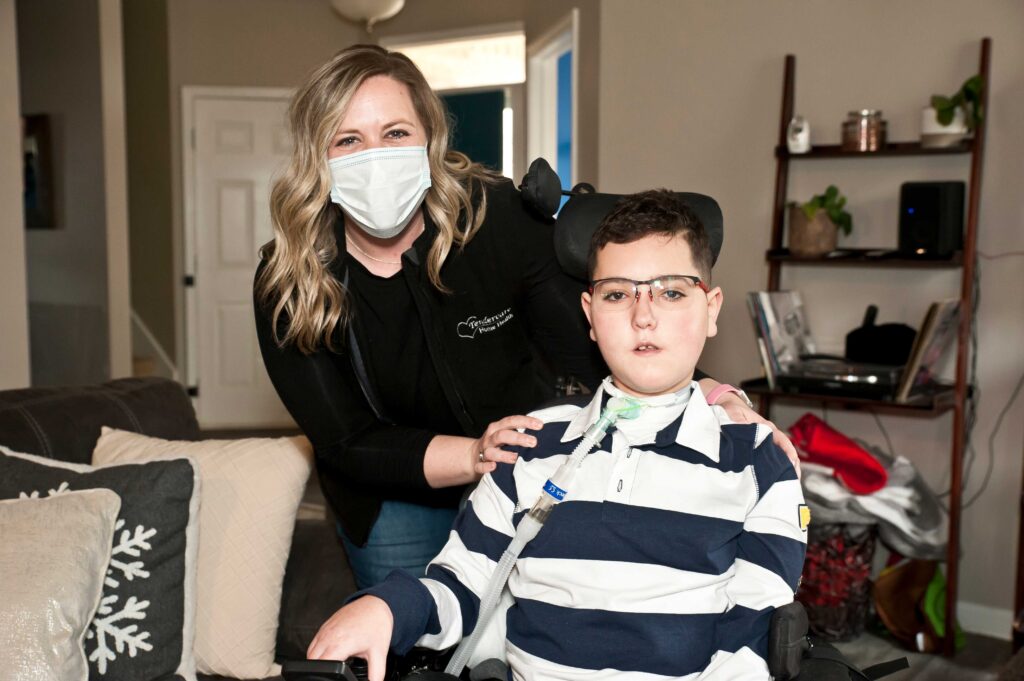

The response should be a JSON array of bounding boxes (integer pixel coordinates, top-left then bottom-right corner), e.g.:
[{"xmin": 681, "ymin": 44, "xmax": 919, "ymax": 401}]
[{"xmin": 310, "ymin": 190, "xmax": 807, "ymax": 680}]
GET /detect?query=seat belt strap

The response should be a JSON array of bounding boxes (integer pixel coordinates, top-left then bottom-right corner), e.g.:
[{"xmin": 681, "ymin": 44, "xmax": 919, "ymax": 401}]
[{"xmin": 863, "ymin": 657, "xmax": 911, "ymax": 680}]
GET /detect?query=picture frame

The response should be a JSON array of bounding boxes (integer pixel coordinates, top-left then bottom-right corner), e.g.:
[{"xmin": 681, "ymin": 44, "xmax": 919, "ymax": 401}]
[{"xmin": 22, "ymin": 113, "xmax": 56, "ymax": 229}]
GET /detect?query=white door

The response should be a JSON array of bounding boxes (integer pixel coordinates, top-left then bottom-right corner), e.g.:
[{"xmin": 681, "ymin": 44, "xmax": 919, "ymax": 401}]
[{"xmin": 185, "ymin": 89, "xmax": 294, "ymax": 428}]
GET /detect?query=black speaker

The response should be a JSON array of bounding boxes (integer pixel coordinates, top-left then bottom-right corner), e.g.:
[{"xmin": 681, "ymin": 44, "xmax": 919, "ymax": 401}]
[{"xmin": 898, "ymin": 181, "xmax": 965, "ymax": 257}]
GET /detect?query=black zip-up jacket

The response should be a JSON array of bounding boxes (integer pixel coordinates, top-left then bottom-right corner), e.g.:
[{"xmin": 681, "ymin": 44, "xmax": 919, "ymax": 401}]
[{"xmin": 254, "ymin": 180, "xmax": 608, "ymax": 545}]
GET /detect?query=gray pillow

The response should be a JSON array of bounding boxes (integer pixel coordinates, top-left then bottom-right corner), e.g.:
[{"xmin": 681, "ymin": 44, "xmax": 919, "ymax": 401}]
[
  {"xmin": 0, "ymin": 446, "xmax": 200, "ymax": 681},
  {"xmin": 0, "ymin": 489, "xmax": 122, "ymax": 681}
]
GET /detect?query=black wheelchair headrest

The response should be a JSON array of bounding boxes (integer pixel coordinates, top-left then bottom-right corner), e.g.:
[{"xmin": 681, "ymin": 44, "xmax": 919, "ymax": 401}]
[
  {"xmin": 519, "ymin": 158, "xmax": 724, "ymax": 282},
  {"xmin": 554, "ymin": 190, "xmax": 724, "ymax": 282}
]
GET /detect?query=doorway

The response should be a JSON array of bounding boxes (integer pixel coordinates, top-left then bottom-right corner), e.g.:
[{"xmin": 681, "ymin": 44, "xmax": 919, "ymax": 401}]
[
  {"xmin": 16, "ymin": 0, "xmax": 131, "ymax": 386},
  {"xmin": 181, "ymin": 87, "xmax": 294, "ymax": 428},
  {"xmin": 382, "ymin": 24, "xmax": 526, "ymax": 181},
  {"xmin": 442, "ymin": 89, "xmax": 505, "ymax": 172}
]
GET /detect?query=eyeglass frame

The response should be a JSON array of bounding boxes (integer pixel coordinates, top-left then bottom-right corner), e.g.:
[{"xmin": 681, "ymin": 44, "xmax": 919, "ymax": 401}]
[{"xmin": 587, "ymin": 274, "xmax": 710, "ymax": 309}]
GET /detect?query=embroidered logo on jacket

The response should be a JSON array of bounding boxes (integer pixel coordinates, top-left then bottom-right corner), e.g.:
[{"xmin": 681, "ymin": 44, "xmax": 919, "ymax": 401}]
[{"xmin": 457, "ymin": 307, "xmax": 513, "ymax": 339}]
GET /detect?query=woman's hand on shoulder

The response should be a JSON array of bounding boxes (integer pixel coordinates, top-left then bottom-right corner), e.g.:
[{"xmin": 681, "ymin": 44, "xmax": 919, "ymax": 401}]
[
  {"xmin": 425, "ymin": 415, "xmax": 544, "ymax": 488},
  {"xmin": 308, "ymin": 595, "xmax": 392, "ymax": 681},
  {"xmin": 472, "ymin": 414, "xmax": 544, "ymax": 475}
]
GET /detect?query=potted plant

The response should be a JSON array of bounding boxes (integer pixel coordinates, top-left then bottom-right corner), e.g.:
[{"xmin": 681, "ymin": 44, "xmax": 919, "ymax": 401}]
[
  {"xmin": 921, "ymin": 75, "xmax": 983, "ymax": 148},
  {"xmin": 788, "ymin": 185, "xmax": 852, "ymax": 257}
]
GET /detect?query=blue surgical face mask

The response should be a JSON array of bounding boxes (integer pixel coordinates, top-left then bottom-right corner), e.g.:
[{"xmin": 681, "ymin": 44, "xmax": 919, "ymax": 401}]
[{"xmin": 328, "ymin": 146, "xmax": 431, "ymax": 239}]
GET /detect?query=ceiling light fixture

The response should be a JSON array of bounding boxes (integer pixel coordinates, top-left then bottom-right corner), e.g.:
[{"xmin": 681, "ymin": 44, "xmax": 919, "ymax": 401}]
[{"xmin": 329, "ymin": 0, "xmax": 405, "ymax": 33}]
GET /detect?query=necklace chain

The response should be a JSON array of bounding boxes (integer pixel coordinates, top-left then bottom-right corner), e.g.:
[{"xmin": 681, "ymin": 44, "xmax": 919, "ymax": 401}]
[{"xmin": 346, "ymin": 237, "xmax": 402, "ymax": 265}]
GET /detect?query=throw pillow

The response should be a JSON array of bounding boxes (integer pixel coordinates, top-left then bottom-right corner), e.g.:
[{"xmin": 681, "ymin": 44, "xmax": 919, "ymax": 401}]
[
  {"xmin": 93, "ymin": 429, "xmax": 314, "ymax": 679},
  {"xmin": 0, "ymin": 490, "xmax": 121, "ymax": 681},
  {"xmin": 0, "ymin": 446, "xmax": 200, "ymax": 681}
]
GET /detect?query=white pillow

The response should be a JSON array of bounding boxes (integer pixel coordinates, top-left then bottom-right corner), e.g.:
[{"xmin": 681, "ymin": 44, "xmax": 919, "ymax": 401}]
[
  {"xmin": 93, "ymin": 429, "xmax": 314, "ymax": 679},
  {"xmin": 0, "ymin": 489, "xmax": 121, "ymax": 681}
]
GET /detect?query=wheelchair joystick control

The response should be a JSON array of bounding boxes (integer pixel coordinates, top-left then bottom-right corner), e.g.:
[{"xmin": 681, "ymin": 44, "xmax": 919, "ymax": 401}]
[
  {"xmin": 282, "ymin": 653, "xmax": 466, "ymax": 681},
  {"xmin": 281, "ymin": 659, "xmax": 361, "ymax": 681}
]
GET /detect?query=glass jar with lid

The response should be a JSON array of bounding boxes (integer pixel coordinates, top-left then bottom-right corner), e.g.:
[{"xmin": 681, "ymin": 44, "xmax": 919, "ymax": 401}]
[{"xmin": 841, "ymin": 110, "xmax": 887, "ymax": 152}]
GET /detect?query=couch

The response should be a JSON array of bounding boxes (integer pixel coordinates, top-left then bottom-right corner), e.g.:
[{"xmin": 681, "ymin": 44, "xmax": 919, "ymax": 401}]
[{"xmin": 0, "ymin": 377, "xmax": 355, "ymax": 681}]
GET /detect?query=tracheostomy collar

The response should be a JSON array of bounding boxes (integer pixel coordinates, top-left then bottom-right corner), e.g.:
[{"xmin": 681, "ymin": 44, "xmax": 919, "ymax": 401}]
[
  {"xmin": 600, "ymin": 378, "xmax": 692, "ymax": 443},
  {"xmin": 328, "ymin": 145, "xmax": 432, "ymax": 239}
]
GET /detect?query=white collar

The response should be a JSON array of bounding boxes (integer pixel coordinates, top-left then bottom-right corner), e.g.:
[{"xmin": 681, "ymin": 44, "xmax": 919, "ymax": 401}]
[{"xmin": 560, "ymin": 377, "xmax": 723, "ymax": 463}]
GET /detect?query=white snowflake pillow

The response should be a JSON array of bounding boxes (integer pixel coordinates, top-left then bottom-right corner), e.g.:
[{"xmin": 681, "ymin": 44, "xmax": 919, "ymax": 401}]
[
  {"xmin": 0, "ymin": 445, "xmax": 200, "ymax": 681},
  {"xmin": 0, "ymin": 490, "xmax": 121, "ymax": 681},
  {"xmin": 93, "ymin": 429, "xmax": 314, "ymax": 680}
]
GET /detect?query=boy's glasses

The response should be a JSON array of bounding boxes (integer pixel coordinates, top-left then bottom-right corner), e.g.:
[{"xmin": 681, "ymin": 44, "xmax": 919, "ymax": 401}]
[{"xmin": 589, "ymin": 275, "xmax": 709, "ymax": 311}]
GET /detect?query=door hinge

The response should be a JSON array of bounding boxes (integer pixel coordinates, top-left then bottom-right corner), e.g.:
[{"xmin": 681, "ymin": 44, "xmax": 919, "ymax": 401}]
[
  {"xmin": 183, "ymin": 275, "xmax": 195, "ymax": 287},
  {"xmin": 187, "ymin": 385, "xmax": 199, "ymax": 397}
]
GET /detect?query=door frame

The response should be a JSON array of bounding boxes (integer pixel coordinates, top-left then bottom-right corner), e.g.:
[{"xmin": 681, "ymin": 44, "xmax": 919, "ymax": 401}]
[
  {"xmin": 527, "ymin": 9, "xmax": 578, "ymax": 187},
  {"xmin": 179, "ymin": 86, "xmax": 292, "ymax": 411},
  {"xmin": 0, "ymin": 0, "xmax": 30, "ymax": 388},
  {"xmin": 99, "ymin": 0, "xmax": 132, "ymax": 379}
]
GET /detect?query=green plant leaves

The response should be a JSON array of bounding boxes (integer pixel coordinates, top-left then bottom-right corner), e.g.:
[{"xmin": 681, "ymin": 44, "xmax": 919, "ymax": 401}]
[
  {"xmin": 835, "ymin": 212, "xmax": 853, "ymax": 236},
  {"xmin": 800, "ymin": 185, "xmax": 853, "ymax": 236},
  {"xmin": 930, "ymin": 74, "xmax": 984, "ymax": 131}
]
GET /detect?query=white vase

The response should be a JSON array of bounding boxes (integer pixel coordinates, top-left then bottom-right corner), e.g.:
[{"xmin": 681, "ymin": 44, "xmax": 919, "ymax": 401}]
[
  {"xmin": 920, "ymin": 106, "xmax": 968, "ymax": 148},
  {"xmin": 787, "ymin": 116, "xmax": 811, "ymax": 154}
]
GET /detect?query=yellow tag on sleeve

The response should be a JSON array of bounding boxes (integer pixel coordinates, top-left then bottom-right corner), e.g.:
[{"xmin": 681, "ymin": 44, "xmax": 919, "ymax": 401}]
[{"xmin": 798, "ymin": 504, "xmax": 811, "ymax": 532}]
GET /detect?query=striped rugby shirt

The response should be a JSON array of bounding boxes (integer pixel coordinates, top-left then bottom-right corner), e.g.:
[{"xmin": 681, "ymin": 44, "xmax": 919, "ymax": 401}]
[{"xmin": 365, "ymin": 379, "xmax": 807, "ymax": 680}]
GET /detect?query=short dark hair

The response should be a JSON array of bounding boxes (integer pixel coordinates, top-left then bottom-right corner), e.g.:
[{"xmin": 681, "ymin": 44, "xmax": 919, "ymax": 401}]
[{"xmin": 587, "ymin": 189, "xmax": 712, "ymax": 281}]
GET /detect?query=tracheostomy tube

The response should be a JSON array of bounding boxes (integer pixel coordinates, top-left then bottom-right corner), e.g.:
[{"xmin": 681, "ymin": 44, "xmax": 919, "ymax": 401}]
[{"xmin": 445, "ymin": 396, "xmax": 645, "ymax": 676}]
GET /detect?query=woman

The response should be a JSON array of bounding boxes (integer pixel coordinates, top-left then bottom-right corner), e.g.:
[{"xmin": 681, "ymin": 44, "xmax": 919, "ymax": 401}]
[{"xmin": 255, "ymin": 45, "xmax": 792, "ymax": 589}]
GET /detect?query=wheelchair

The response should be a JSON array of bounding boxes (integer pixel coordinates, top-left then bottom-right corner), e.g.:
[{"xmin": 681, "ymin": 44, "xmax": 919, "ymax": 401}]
[{"xmin": 282, "ymin": 603, "xmax": 907, "ymax": 680}]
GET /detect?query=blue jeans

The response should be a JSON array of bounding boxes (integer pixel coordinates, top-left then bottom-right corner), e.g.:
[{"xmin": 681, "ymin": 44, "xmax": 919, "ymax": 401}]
[{"xmin": 339, "ymin": 500, "xmax": 459, "ymax": 590}]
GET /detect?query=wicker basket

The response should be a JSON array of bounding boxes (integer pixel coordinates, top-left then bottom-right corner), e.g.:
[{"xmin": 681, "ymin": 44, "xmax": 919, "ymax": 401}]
[{"xmin": 796, "ymin": 522, "xmax": 878, "ymax": 641}]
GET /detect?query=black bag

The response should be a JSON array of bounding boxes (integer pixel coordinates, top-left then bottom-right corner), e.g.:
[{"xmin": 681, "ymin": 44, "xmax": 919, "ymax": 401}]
[{"xmin": 845, "ymin": 305, "xmax": 916, "ymax": 366}]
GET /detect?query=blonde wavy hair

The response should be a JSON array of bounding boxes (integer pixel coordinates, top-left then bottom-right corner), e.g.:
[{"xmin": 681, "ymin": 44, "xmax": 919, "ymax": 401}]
[{"xmin": 257, "ymin": 44, "xmax": 498, "ymax": 353}]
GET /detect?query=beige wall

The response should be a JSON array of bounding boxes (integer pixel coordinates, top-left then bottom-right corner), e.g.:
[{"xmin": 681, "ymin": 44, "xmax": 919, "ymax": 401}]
[
  {"xmin": 0, "ymin": 0, "xmax": 30, "ymax": 388},
  {"xmin": 598, "ymin": 0, "xmax": 1024, "ymax": 626}
]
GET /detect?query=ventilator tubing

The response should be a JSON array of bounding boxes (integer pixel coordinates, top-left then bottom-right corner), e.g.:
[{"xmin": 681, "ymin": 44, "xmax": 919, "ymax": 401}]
[{"xmin": 445, "ymin": 397, "xmax": 643, "ymax": 676}]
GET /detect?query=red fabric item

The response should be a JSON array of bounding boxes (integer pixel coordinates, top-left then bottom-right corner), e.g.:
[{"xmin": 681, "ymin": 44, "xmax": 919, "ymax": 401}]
[{"xmin": 789, "ymin": 413, "xmax": 888, "ymax": 494}]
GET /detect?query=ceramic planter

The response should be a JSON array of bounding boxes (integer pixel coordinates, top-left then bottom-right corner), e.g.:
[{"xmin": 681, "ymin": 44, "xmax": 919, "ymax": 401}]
[
  {"xmin": 920, "ymin": 106, "xmax": 969, "ymax": 148},
  {"xmin": 788, "ymin": 205, "xmax": 838, "ymax": 257}
]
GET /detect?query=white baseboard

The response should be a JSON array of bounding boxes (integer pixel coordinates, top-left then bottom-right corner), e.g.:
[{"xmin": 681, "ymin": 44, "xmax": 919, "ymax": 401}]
[{"xmin": 958, "ymin": 601, "xmax": 1013, "ymax": 640}]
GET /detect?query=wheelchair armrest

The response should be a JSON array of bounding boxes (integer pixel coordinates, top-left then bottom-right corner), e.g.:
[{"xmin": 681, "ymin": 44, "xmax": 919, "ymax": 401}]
[{"xmin": 768, "ymin": 601, "xmax": 810, "ymax": 681}]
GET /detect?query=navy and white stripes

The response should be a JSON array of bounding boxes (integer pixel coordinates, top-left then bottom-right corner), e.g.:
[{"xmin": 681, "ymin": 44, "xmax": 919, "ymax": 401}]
[{"xmin": 364, "ymin": 380, "xmax": 806, "ymax": 680}]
